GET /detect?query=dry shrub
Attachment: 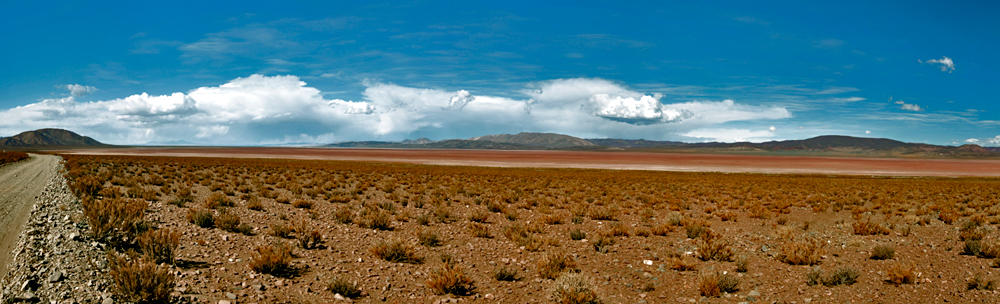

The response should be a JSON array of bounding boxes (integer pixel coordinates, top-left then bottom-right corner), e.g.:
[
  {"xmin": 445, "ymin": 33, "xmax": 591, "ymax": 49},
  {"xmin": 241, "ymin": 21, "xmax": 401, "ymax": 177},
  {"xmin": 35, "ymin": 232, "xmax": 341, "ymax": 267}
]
[
  {"xmin": 202, "ymin": 192, "xmax": 233, "ymax": 209},
  {"xmin": 249, "ymin": 243, "xmax": 294, "ymax": 276},
  {"xmin": 538, "ymin": 252, "xmax": 578, "ymax": 280},
  {"xmin": 107, "ymin": 252, "xmax": 175, "ymax": 304},
  {"xmin": 569, "ymin": 229, "xmax": 586, "ymax": 241},
  {"xmin": 886, "ymin": 262, "xmax": 917, "ymax": 285},
  {"xmin": 246, "ymin": 195, "xmax": 264, "ymax": 211},
  {"xmin": 216, "ymin": 208, "xmax": 252, "ymax": 234},
  {"xmin": 291, "ymin": 199, "xmax": 314, "ymax": 209},
  {"xmin": 871, "ymin": 244, "xmax": 895, "ymax": 260},
  {"xmin": 294, "ymin": 220, "xmax": 323, "ymax": 249},
  {"xmin": 370, "ymin": 239, "xmax": 422, "ymax": 264},
  {"xmin": 589, "ymin": 207, "xmax": 616, "ymax": 221},
  {"xmin": 333, "ymin": 207, "xmax": 353, "ymax": 224},
  {"xmin": 666, "ymin": 254, "xmax": 698, "ymax": 271},
  {"xmin": 358, "ymin": 208, "xmax": 393, "ymax": 230},
  {"xmin": 853, "ymin": 219, "xmax": 891, "ymax": 236},
  {"xmin": 73, "ymin": 176, "xmax": 104, "ymax": 198},
  {"xmin": 696, "ymin": 229, "xmax": 733, "ymax": 262},
  {"xmin": 493, "ymin": 266, "xmax": 519, "ymax": 281},
  {"xmin": 735, "ymin": 255, "xmax": 749, "ymax": 273},
  {"xmin": 817, "ymin": 267, "xmax": 859, "ymax": 286},
  {"xmin": 699, "ymin": 271, "xmax": 739, "ymax": 297},
  {"xmin": 275, "ymin": 193, "xmax": 292, "ymax": 204},
  {"xmin": 591, "ymin": 235, "xmax": 613, "ymax": 253},
  {"xmin": 779, "ymin": 238, "xmax": 824, "ymax": 265},
  {"xmin": 328, "ymin": 276, "xmax": 362, "ymax": 298},
  {"xmin": 503, "ymin": 223, "xmax": 530, "ymax": 243},
  {"xmin": 968, "ymin": 273, "xmax": 997, "ymax": 291},
  {"xmin": 939, "ymin": 211, "xmax": 959, "ymax": 225},
  {"xmin": 551, "ymin": 273, "xmax": 601, "ymax": 304},
  {"xmin": 170, "ymin": 186, "xmax": 194, "ymax": 207},
  {"xmin": 83, "ymin": 197, "xmax": 148, "ymax": 242},
  {"xmin": 651, "ymin": 223, "xmax": 674, "ymax": 236},
  {"xmin": 467, "ymin": 209, "xmax": 490, "ymax": 223},
  {"xmin": 605, "ymin": 223, "xmax": 630, "ymax": 237},
  {"xmin": 717, "ymin": 210, "xmax": 737, "ymax": 222},
  {"xmin": 542, "ymin": 214, "xmax": 564, "ymax": 225},
  {"xmin": 418, "ymin": 229, "xmax": 442, "ymax": 247},
  {"xmin": 685, "ymin": 225, "xmax": 707, "ymax": 239},
  {"xmin": 469, "ymin": 223, "xmax": 492, "ymax": 238},
  {"xmin": 960, "ymin": 223, "xmax": 987, "ymax": 241},
  {"xmin": 99, "ymin": 187, "xmax": 123, "ymax": 199},
  {"xmin": 186, "ymin": 208, "xmax": 214, "ymax": 228},
  {"xmin": 138, "ymin": 228, "xmax": 180, "ymax": 265},
  {"xmin": 269, "ymin": 221, "xmax": 293, "ymax": 239},
  {"xmin": 426, "ymin": 263, "xmax": 476, "ymax": 296}
]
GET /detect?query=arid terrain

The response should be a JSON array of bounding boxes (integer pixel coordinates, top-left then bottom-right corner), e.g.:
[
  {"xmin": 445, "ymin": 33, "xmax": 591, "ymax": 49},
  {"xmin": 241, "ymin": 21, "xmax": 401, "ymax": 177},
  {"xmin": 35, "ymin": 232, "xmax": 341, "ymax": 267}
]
[
  {"xmin": 40, "ymin": 152, "xmax": 1000, "ymax": 303},
  {"xmin": 61, "ymin": 147, "xmax": 1000, "ymax": 177},
  {"xmin": 0, "ymin": 154, "xmax": 59, "ymax": 277}
]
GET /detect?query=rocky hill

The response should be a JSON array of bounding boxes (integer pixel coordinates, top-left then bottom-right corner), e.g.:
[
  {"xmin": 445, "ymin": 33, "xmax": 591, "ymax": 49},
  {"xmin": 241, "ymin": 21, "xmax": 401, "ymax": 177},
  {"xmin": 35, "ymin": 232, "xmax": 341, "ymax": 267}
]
[
  {"xmin": 0, "ymin": 129, "xmax": 105, "ymax": 147},
  {"xmin": 469, "ymin": 132, "xmax": 595, "ymax": 148}
]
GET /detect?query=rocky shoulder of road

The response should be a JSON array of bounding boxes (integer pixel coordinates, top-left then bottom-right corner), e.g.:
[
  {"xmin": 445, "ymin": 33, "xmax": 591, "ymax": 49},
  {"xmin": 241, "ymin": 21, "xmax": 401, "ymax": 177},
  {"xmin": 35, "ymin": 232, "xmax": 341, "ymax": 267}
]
[{"xmin": 0, "ymin": 162, "xmax": 113, "ymax": 304}]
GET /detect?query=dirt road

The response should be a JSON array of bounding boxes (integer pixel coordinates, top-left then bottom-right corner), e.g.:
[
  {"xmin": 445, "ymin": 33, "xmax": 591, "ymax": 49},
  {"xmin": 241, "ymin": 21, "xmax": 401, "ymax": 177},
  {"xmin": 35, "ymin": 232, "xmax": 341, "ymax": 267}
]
[{"xmin": 0, "ymin": 154, "xmax": 58, "ymax": 277}]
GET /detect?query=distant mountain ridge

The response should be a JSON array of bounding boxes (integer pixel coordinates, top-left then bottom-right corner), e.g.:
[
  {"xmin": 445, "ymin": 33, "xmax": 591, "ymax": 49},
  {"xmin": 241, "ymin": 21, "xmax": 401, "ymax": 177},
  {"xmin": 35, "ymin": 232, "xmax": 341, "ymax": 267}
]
[
  {"xmin": 0, "ymin": 128, "xmax": 106, "ymax": 147},
  {"xmin": 469, "ymin": 132, "xmax": 596, "ymax": 148},
  {"xmin": 325, "ymin": 132, "xmax": 999, "ymax": 158}
]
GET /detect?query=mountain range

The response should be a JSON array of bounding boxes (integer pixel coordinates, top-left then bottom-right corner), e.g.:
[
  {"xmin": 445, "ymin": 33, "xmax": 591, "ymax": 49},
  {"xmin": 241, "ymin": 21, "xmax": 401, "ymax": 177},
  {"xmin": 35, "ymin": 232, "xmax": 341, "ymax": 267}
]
[
  {"xmin": 2, "ymin": 128, "xmax": 997, "ymax": 158},
  {"xmin": 0, "ymin": 128, "xmax": 106, "ymax": 147},
  {"xmin": 326, "ymin": 132, "xmax": 1000, "ymax": 158}
]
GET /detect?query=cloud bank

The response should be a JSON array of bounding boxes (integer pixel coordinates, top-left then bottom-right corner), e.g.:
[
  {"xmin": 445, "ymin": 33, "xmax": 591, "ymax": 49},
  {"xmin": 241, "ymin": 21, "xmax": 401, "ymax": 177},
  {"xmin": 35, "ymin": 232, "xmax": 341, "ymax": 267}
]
[{"xmin": 0, "ymin": 75, "xmax": 792, "ymax": 144}]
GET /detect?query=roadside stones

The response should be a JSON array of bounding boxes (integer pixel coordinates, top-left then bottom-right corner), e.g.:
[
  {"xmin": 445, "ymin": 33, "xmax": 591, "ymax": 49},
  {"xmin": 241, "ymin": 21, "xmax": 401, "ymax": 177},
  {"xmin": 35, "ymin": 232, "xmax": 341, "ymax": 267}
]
[{"xmin": 0, "ymin": 163, "xmax": 112, "ymax": 304}]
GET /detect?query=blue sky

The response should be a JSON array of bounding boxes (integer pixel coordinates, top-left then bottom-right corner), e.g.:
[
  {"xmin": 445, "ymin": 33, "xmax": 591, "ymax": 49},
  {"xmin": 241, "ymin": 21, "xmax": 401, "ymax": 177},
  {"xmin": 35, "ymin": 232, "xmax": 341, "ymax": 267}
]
[{"xmin": 1, "ymin": 1, "xmax": 998, "ymax": 145}]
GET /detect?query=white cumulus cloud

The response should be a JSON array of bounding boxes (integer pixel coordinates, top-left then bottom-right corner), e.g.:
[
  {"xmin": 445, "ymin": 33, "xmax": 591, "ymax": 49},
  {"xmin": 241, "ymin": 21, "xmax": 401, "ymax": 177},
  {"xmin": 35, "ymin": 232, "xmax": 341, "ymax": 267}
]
[
  {"xmin": 63, "ymin": 84, "xmax": 97, "ymax": 97},
  {"xmin": 0, "ymin": 75, "xmax": 793, "ymax": 144},
  {"xmin": 921, "ymin": 56, "xmax": 955, "ymax": 73},
  {"xmin": 682, "ymin": 128, "xmax": 776, "ymax": 143}
]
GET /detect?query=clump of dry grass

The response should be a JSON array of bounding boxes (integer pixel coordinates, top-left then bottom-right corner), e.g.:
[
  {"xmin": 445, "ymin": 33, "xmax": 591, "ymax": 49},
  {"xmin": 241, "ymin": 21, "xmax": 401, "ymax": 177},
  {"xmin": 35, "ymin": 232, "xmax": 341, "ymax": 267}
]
[
  {"xmin": 107, "ymin": 252, "xmax": 175, "ymax": 304},
  {"xmin": 468, "ymin": 223, "xmax": 491, "ymax": 238},
  {"xmin": 83, "ymin": 197, "xmax": 148, "ymax": 242},
  {"xmin": 699, "ymin": 271, "xmax": 739, "ymax": 297},
  {"xmin": 370, "ymin": 239, "xmax": 422, "ymax": 264},
  {"xmin": 293, "ymin": 220, "xmax": 323, "ymax": 249},
  {"xmin": 245, "ymin": 195, "xmax": 264, "ymax": 211},
  {"xmin": 269, "ymin": 221, "xmax": 293, "ymax": 239},
  {"xmin": 734, "ymin": 255, "xmax": 749, "ymax": 273},
  {"xmin": 696, "ymin": 229, "xmax": 733, "ymax": 262},
  {"xmin": 358, "ymin": 208, "xmax": 393, "ymax": 230},
  {"xmin": 291, "ymin": 199, "xmax": 314, "ymax": 209},
  {"xmin": 968, "ymin": 273, "xmax": 997, "ymax": 291},
  {"xmin": 870, "ymin": 244, "xmax": 895, "ymax": 260},
  {"xmin": 591, "ymin": 235, "xmax": 613, "ymax": 253},
  {"xmin": 328, "ymin": 276, "xmax": 362, "ymax": 298},
  {"xmin": 886, "ymin": 261, "xmax": 917, "ymax": 285},
  {"xmin": 779, "ymin": 238, "xmax": 824, "ymax": 266},
  {"xmin": 137, "ymin": 228, "xmax": 180, "ymax": 265},
  {"xmin": 853, "ymin": 219, "xmax": 891, "ymax": 236},
  {"xmin": 538, "ymin": 252, "xmax": 578, "ymax": 280},
  {"xmin": 807, "ymin": 266, "xmax": 859, "ymax": 286},
  {"xmin": 569, "ymin": 229, "xmax": 586, "ymax": 241},
  {"xmin": 418, "ymin": 229, "xmax": 442, "ymax": 247},
  {"xmin": 186, "ymin": 208, "xmax": 214, "ymax": 229},
  {"xmin": 426, "ymin": 262, "xmax": 476, "ymax": 296},
  {"xmin": 666, "ymin": 254, "xmax": 698, "ymax": 271},
  {"xmin": 217, "ymin": 208, "xmax": 252, "ymax": 235},
  {"xmin": 467, "ymin": 209, "xmax": 490, "ymax": 223},
  {"xmin": 249, "ymin": 243, "xmax": 294, "ymax": 276},
  {"xmin": 493, "ymin": 266, "xmax": 519, "ymax": 281},
  {"xmin": 651, "ymin": 223, "xmax": 674, "ymax": 236},
  {"xmin": 551, "ymin": 273, "xmax": 601, "ymax": 304},
  {"xmin": 202, "ymin": 192, "xmax": 233, "ymax": 209}
]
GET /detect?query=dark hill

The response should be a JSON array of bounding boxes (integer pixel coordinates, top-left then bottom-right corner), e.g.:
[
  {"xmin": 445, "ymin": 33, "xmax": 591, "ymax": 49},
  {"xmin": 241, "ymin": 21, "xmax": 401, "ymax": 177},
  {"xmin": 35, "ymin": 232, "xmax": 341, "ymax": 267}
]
[
  {"xmin": 0, "ymin": 128, "xmax": 106, "ymax": 147},
  {"xmin": 469, "ymin": 132, "xmax": 594, "ymax": 148}
]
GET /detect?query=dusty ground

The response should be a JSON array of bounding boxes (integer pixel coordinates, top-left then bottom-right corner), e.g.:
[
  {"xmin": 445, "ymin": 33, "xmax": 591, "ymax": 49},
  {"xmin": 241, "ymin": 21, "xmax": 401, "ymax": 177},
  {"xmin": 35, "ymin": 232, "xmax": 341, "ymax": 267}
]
[
  {"xmin": 0, "ymin": 154, "xmax": 58, "ymax": 277},
  {"xmin": 56, "ymin": 154, "xmax": 1000, "ymax": 303},
  {"xmin": 59, "ymin": 147, "xmax": 1000, "ymax": 177}
]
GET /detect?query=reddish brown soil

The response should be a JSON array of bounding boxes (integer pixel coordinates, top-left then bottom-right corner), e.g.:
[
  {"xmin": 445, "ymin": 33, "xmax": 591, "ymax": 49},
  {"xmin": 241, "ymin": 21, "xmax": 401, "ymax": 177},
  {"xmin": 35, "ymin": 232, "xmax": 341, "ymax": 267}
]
[
  {"xmin": 60, "ymin": 154, "xmax": 1000, "ymax": 304},
  {"xmin": 60, "ymin": 147, "xmax": 1000, "ymax": 177}
]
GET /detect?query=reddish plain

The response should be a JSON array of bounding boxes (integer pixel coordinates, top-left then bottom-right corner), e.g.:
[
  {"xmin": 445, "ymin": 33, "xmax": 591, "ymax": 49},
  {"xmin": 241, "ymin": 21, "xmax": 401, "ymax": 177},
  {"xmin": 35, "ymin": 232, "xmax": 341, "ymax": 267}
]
[
  {"xmin": 61, "ymin": 147, "xmax": 1000, "ymax": 177},
  {"xmin": 60, "ymin": 153, "xmax": 1000, "ymax": 304}
]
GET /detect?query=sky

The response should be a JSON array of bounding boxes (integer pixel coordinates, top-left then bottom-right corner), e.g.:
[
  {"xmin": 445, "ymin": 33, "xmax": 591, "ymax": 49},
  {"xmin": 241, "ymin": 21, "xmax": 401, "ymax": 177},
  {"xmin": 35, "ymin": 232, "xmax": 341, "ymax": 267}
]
[{"xmin": 1, "ymin": 1, "xmax": 998, "ymax": 146}]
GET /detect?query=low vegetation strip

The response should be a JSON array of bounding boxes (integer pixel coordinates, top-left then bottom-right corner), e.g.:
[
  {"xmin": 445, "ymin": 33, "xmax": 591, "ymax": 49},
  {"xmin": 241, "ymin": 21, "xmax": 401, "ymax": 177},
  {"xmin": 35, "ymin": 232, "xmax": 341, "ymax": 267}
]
[
  {"xmin": 0, "ymin": 151, "xmax": 28, "ymax": 165},
  {"xmin": 49, "ymin": 154, "xmax": 1000, "ymax": 303}
]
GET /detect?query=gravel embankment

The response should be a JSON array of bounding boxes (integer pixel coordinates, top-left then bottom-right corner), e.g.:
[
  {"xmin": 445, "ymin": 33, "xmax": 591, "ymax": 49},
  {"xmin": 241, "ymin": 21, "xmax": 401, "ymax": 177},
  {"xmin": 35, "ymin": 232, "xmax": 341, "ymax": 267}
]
[{"xmin": 0, "ymin": 162, "xmax": 112, "ymax": 304}]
